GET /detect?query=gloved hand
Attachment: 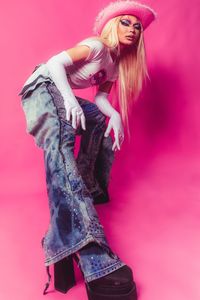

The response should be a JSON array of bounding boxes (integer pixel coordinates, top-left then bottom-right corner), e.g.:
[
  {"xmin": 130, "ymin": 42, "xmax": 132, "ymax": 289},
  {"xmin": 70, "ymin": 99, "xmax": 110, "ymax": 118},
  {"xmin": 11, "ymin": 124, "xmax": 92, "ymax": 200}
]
[
  {"xmin": 64, "ymin": 100, "xmax": 86, "ymax": 130},
  {"xmin": 94, "ymin": 91, "xmax": 124, "ymax": 151},
  {"xmin": 46, "ymin": 51, "xmax": 86, "ymax": 130},
  {"xmin": 104, "ymin": 111, "xmax": 124, "ymax": 151}
]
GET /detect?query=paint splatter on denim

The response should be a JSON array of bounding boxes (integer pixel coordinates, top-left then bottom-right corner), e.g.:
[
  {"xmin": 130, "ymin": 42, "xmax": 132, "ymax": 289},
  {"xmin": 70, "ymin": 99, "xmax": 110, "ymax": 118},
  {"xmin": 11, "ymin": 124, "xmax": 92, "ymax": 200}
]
[{"xmin": 19, "ymin": 64, "xmax": 126, "ymax": 284}]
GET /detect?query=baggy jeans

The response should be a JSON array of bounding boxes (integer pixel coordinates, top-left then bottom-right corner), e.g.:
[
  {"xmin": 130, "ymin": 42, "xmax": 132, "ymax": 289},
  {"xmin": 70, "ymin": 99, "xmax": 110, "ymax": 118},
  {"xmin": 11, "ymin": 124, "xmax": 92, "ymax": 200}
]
[{"xmin": 18, "ymin": 64, "xmax": 126, "ymax": 290}]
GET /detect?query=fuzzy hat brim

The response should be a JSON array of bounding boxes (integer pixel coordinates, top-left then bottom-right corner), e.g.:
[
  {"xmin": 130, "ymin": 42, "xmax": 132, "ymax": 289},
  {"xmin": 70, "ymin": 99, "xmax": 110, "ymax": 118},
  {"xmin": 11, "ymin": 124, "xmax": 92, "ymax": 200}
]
[{"xmin": 93, "ymin": 0, "xmax": 157, "ymax": 35}]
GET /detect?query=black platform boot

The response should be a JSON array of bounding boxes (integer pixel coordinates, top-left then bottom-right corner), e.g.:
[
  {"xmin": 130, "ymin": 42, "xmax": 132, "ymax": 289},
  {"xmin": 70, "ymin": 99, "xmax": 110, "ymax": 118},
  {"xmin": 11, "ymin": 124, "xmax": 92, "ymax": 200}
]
[
  {"xmin": 54, "ymin": 255, "xmax": 76, "ymax": 293},
  {"xmin": 76, "ymin": 242, "xmax": 137, "ymax": 300},
  {"xmin": 44, "ymin": 250, "xmax": 137, "ymax": 300},
  {"xmin": 85, "ymin": 264, "xmax": 137, "ymax": 300},
  {"xmin": 42, "ymin": 255, "xmax": 76, "ymax": 295}
]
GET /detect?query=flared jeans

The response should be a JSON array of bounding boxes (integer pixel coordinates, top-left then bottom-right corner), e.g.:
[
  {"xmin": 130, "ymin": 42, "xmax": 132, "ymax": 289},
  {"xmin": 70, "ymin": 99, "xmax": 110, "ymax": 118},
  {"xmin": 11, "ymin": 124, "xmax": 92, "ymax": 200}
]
[{"xmin": 19, "ymin": 64, "xmax": 126, "ymax": 290}]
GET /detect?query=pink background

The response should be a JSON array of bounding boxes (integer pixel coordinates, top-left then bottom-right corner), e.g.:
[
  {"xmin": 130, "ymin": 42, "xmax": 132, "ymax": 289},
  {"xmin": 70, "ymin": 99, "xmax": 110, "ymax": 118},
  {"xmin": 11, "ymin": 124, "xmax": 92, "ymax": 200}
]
[{"xmin": 1, "ymin": 0, "xmax": 200, "ymax": 299}]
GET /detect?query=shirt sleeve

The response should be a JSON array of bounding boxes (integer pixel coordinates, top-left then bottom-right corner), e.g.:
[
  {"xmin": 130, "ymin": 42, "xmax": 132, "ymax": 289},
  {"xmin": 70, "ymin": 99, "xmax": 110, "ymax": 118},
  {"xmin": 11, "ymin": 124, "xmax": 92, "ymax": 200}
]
[{"xmin": 76, "ymin": 38, "xmax": 105, "ymax": 61}]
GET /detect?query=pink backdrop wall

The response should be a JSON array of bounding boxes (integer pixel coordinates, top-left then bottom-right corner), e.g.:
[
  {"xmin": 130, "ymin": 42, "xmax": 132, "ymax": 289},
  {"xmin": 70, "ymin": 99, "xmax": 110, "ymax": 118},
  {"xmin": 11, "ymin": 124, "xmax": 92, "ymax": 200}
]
[{"xmin": 1, "ymin": 1, "xmax": 200, "ymax": 299}]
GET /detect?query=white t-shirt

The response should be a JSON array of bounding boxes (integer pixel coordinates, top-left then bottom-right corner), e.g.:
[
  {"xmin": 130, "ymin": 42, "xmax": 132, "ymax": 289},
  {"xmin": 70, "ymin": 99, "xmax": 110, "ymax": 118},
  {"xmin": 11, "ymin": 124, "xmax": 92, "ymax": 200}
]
[
  {"xmin": 19, "ymin": 38, "xmax": 119, "ymax": 97},
  {"xmin": 65, "ymin": 37, "xmax": 119, "ymax": 89}
]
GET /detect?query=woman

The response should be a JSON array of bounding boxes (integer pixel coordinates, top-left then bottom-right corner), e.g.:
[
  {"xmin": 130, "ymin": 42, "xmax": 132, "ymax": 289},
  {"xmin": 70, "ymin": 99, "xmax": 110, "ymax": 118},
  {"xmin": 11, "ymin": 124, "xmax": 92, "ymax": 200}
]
[{"xmin": 18, "ymin": 1, "xmax": 156, "ymax": 299}]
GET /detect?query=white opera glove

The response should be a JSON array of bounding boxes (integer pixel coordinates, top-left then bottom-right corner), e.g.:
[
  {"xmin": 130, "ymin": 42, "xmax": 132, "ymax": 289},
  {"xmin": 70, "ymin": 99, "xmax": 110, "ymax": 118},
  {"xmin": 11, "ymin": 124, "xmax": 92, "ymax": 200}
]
[
  {"xmin": 94, "ymin": 91, "xmax": 124, "ymax": 151},
  {"xmin": 46, "ymin": 51, "xmax": 86, "ymax": 130}
]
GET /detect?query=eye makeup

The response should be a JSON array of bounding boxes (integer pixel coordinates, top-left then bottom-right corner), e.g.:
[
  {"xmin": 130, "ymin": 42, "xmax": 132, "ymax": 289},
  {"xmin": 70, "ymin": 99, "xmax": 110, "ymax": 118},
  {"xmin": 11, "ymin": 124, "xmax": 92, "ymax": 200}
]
[{"xmin": 120, "ymin": 19, "xmax": 142, "ymax": 31}]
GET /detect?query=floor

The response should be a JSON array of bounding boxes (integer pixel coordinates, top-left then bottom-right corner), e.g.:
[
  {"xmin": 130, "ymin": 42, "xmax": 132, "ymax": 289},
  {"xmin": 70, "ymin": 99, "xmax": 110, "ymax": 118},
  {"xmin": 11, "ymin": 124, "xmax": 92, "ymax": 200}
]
[{"xmin": 1, "ymin": 137, "xmax": 200, "ymax": 300}]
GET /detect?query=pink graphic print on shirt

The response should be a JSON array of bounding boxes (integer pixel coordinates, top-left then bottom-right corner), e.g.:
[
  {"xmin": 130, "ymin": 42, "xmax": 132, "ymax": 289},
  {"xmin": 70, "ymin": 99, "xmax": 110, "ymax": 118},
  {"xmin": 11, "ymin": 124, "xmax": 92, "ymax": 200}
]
[{"xmin": 90, "ymin": 69, "xmax": 107, "ymax": 86}]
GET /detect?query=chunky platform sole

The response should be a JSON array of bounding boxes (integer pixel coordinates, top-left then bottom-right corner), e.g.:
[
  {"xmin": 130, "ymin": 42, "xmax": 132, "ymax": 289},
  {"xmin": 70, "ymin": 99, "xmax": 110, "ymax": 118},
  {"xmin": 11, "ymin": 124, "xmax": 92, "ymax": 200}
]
[{"xmin": 86, "ymin": 282, "xmax": 137, "ymax": 300}]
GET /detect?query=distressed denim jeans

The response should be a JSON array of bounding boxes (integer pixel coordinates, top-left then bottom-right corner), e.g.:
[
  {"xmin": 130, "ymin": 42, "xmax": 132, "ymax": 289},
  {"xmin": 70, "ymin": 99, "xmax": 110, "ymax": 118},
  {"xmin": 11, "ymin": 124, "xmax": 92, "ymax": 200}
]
[{"xmin": 19, "ymin": 64, "xmax": 126, "ymax": 290}]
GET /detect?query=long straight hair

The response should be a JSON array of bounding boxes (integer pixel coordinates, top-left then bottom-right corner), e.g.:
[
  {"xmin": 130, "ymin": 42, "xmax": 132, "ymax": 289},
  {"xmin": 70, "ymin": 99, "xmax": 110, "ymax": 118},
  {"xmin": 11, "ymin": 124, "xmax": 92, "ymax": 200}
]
[{"xmin": 97, "ymin": 15, "xmax": 149, "ymax": 139}]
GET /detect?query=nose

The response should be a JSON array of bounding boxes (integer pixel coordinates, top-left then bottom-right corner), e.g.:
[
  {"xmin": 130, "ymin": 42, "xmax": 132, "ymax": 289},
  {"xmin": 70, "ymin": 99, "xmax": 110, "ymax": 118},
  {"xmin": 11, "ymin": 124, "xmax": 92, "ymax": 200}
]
[
  {"xmin": 128, "ymin": 26, "xmax": 136, "ymax": 34},
  {"xmin": 128, "ymin": 28, "xmax": 136, "ymax": 36}
]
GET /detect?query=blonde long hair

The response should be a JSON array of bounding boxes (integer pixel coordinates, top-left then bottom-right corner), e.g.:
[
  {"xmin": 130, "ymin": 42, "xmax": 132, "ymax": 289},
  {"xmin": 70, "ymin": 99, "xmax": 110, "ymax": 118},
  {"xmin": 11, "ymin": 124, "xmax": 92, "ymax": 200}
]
[{"xmin": 97, "ymin": 15, "xmax": 149, "ymax": 139}]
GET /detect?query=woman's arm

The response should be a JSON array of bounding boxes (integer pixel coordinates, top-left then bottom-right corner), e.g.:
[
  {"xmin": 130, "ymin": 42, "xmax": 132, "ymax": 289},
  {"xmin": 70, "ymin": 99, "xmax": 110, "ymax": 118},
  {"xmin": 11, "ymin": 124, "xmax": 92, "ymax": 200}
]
[
  {"xmin": 94, "ymin": 81, "xmax": 124, "ymax": 151},
  {"xmin": 94, "ymin": 81, "xmax": 117, "ymax": 117},
  {"xmin": 46, "ymin": 45, "xmax": 91, "ymax": 130},
  {"xmin": 98, "ymin": 80, "xmax": 113, "ymax": 94}
]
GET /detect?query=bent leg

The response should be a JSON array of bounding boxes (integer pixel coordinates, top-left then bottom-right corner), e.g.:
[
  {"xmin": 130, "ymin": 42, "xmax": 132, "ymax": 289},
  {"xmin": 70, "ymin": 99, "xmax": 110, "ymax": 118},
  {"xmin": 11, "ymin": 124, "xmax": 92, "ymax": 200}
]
[
  {"xmin": 75, "ymin": 97, "xmax": 115, "ymax": 203},
  {"xmin": 93, "ymin": 134, "xmax": 115, "ymax": 203},
  {"xmin": 75, "ymin": 97, "xmax": 106, "ymax": 197},
  {"xmin": 21, "ymin": 81, "xmax": 125, "ymax": 288}
]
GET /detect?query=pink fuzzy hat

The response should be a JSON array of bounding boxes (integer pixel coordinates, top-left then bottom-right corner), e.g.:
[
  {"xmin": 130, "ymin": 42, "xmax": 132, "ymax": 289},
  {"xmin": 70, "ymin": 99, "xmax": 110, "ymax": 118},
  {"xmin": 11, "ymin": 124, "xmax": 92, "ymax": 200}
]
[{"xmin": 93, "ymin": 0, "xmax": 157, "ymax": 35}]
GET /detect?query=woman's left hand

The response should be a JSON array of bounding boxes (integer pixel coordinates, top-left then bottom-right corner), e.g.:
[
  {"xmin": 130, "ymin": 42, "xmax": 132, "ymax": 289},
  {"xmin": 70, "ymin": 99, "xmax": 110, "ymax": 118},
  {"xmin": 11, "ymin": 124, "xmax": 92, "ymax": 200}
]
[{"xmin": 104, "ymin": 112, "xmax": 124, "ymax": 151}]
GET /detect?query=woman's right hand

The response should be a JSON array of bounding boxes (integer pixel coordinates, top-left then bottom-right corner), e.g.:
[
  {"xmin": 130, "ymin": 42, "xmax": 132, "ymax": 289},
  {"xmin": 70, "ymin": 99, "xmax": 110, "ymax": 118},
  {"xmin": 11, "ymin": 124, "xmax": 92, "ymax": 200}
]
[{"xmin": 64, "ymin": 100, "xmax": 86, "ymax": 130}]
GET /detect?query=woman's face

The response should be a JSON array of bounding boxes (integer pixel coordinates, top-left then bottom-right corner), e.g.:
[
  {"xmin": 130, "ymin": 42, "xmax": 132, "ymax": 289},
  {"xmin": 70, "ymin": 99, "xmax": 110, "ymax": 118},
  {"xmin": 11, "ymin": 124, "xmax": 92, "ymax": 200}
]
[{"xmin": 117, "ymin": 15, "xmax": 142, "ymax": 47}]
